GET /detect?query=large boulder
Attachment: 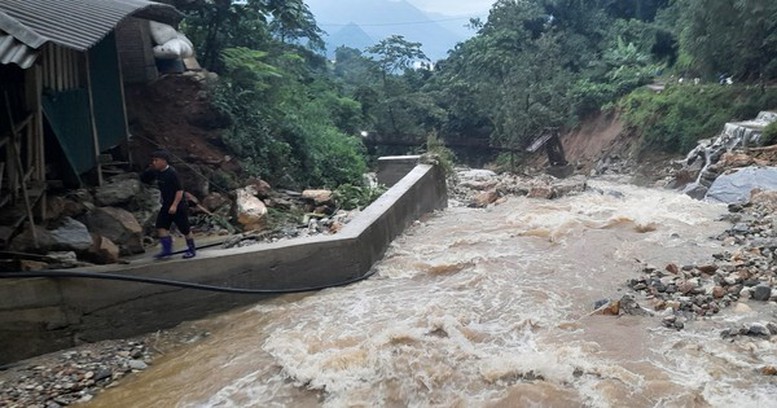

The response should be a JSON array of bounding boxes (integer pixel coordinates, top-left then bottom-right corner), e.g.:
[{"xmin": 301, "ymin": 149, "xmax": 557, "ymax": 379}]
[
  {"xmin": 247, "ymin": 178, "xmax": 273, "ymax": 199},
  {"xmin": 552, "ymin": 175, "xmax": 588, "ymax": 197},
  {"xmin": 706, "ymin": 167, "xmax": 777, "ymax": 204},
  {"xmin": 301, "ymin": 189, "xmax": 333, "ymax": 205},
  {"xmin": 10, "ymin": 217, "xmax": 92, "ymax": 253},
  {"xmin": 458, "ymin": 169, "xmax": 497, "ymax": 183},
  {"xmin": 235, "ymin": 187, "xmax": 267, "ymax": 231},
  {"xmin": 84, "ymin": 234, "xmax": 120, "ymax": 265},
  {"xmin": 683, "ymin": 184, "xmax": 708, "ymax": 200},
  {"xmin": 469, "ymin": 190, "xmax": 500, "ymax": 208},
  {"xmin": 48, "ymin": 217, "xmax": 93, "ymax": 251},
  {"xmin": 83, "ymin": 207, "xmax": 144, "ymax": 255},
  {"xmin": 9, "ymin": 227, "xmax": 48, "ymax": 253},
  {"xmin": 528, "ymin": 185, "xmax": 555, "ymax": 199},
  {"xmin": 527, "ymin": 176, "xmax": 587, "ymax": 200},
  {"xmin": 94, "ymin": 178, "xmax": 141, "ymax": 206}
]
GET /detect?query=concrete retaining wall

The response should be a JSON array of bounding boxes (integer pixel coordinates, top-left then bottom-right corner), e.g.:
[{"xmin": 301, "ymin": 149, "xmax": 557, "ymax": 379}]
[
  {"xmin": 377, "ymin": 155, "xmax": 420, "ymax": 187},
  {"xmin": 0, "ymin": 160, "xmax": 447, "ymax": 365}
]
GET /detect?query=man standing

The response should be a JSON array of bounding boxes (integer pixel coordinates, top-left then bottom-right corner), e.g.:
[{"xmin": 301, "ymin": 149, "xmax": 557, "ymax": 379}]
[{"xmin": 140, "ymin": 149, "xmax": 196, "ymax": 259}]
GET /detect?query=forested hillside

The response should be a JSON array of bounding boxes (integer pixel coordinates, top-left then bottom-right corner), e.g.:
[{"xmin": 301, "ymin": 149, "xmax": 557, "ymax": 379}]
[{"xmin": 168, "ymin": 0, "xmax": 777, "ymax": 187}]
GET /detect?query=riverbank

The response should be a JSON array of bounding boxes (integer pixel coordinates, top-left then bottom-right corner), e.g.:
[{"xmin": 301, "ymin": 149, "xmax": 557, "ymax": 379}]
[
  {"xmin": 0, "ymin": 326, "xmax": 208, "ymax": 407},
  {"xmin": 79, "ymin": 177, "xmax": 774, "ymax": 406},
  {"xmin": 627, "ymin": 189, "xmax": 777, "ymax": 332},
  {"xmin": 3, "ymin": 170, "xmax": 777, "ymax": 406}
]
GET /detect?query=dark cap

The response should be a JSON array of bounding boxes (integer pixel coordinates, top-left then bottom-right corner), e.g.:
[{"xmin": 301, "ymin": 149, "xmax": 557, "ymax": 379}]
[{"xmin": 151, "ymin": 149, "xmax": 171, "ymax": 162}]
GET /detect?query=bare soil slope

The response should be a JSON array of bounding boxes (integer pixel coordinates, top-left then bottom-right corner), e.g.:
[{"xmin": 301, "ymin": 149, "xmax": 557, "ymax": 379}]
[
  {"xmin": 562, "ymin": 112, "xmax": 625, "ymax": 168},
  {"xmin": 526, "ymin": 112, "xmax": 631, "ymax": 172},
  {"xmin": 124, "ymin": 74, "xmax": 240, "ymax": 195}
]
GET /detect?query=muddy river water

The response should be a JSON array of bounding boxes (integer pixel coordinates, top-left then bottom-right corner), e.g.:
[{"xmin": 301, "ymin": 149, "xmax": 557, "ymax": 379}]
[{"xmin": 86, "ymin": 180, "xmax": 777, "ymax": 407}]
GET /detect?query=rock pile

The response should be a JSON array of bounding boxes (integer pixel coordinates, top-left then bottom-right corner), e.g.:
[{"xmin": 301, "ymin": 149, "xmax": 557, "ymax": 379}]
[
  {"xmin": 221, "ymin": 210, "xmax": 359, "ymax": 248},
  {"xmin": 0, "ymin": 339, "xmax": 153, "ymax": 407},
  {"xmin": 592, "ymin": 154, "xmax": 633, "ymax": 176},
  {"xmin": 664, "ymin": 111, "xmax": 777, "ymax": 199},
  {"xmin": 720, "ymin": 321, "xmax": 777, "ymax": 339},
  {"xmin": 626, "ymin": 189, "xmax": 777, "ymax": 331},
  {"xmin": 3, "ymin": 173, "xmax": 362, "ymax": 270},
  {"xmin": 451, "ymin": 168, "xmax": 587, "ymax": 207},
  {"xmin": 591, "ymin": 294, "xmax": 654, "ymax": 317}
]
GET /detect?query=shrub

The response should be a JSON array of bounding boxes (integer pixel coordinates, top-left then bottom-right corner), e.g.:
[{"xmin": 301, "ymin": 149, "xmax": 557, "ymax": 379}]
[
  {"xmin": 333, "ymin": 183, "xmax": 386, "ymax": 210},
  {"xmin": 423, "ymin": 132, "xmax": 456, "ymax": 176},
  {"xmin": 762, "ymin": 121, "xmax": 777, "ymax": 146},
  {"xmin": 306, "ymin": 127, "xmax": 368, "ymax": 188},
  {"xmin": 619, "ymin": 85, "xmax": 777, "ymax": 154},
  {"xmin": 212, "ymin": 48, "xmax": 368, "ymax": 189}
]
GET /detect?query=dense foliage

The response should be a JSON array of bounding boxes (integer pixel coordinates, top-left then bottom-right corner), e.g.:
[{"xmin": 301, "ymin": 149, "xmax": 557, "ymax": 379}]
[
  {"xmin": 669, "ymin": 0, "xmax": 777, "ymax": 81},
  {"xmin": 174, "ymin": 0, "xmax": 777, "ymax": 181},
  {"xmin": 211, "ymin": 47, "xmax": 367, "ymax": 188},
  {"xmin": 171, "ymin": 1, "xmax": 366, "ymax": 189},
  {"xmin": 620, "ymin": 85, "xmax": 777, "ymax": 153}
]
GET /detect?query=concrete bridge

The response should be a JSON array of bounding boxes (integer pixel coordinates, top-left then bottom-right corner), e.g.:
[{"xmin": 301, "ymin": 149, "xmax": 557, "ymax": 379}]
[{"xmin": 0, "ymin": 156, "xmax": 448, "ymax": 365}]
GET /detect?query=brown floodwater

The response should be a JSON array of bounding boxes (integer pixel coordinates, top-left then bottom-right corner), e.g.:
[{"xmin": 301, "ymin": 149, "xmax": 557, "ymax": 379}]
[{"xmin": 85, "ymin": 180, "xmax": 777, "ymax": 407}]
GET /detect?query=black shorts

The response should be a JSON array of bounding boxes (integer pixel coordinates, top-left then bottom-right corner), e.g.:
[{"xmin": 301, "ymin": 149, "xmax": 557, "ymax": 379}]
[{"xmin": 155, "ymin": 205, "xmax": 191, "ymax": 235}]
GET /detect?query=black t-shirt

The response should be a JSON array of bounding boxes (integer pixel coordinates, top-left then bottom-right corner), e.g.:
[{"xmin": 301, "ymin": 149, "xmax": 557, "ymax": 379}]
[{"xmin": 140, "ymin": 166, "xmax": 185, "ymax": 208}]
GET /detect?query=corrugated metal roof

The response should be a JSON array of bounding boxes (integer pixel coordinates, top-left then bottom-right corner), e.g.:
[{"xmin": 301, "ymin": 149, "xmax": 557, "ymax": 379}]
[
  {"xmin": 0, "ymin": 32, "xmax": 39, "ymax": 69},
  {"xmin": 0, "ymin": 0, "xmax": 181, "ymax": 68}
]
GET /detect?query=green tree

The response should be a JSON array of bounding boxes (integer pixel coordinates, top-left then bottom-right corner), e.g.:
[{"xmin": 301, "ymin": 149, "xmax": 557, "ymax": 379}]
[
  {"xmin": 266, "ymin": 0, "xmax": 324, "ymax": 50},
  {"xmin": 673, "ymin": 0, "xmax": 777, "ymax": 80},
  {"xmin": 211, "ymin": 44, "xmax": 369, "ymax": 188},
  {"xmin": 174, "ymin": 0, "xmax": 324, "ymax": 71},
  {"xmin": 429, "ymin": 0, "xmax": 578, "ymax": 149},
  {"xmin": 366, "ymin": 35, "xmax": 428, "ymax": 77},
  {"xmin": 363, "ymin": 36, "xmax": 433, "ymax": 139}
]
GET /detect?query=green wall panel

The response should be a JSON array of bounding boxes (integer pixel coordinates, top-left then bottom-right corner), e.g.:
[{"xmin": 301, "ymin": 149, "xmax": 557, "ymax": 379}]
[
  {"xmin": 42, "ymin": 89, "xmax": 94, "ymax": 175},
  {"xmin": 89, "ymin": 32, "xmax": 128, "ymax": 151}
]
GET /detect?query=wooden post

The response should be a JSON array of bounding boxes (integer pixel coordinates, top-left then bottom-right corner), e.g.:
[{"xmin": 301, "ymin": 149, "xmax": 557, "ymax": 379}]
[
  {"xmin": 114, "ymin": 33, "xmax": 132, "ymax": 167},
  {"xmin": 34, "ymin": 65, "xmax": 46, "ymax": 219},
  {"xmin": 35, "ymin": 65, "xmax": 44, "ymax": 181},
  {"xmin": 25, "ymin": 119, "xmax": 33, "ymax": 172},
  {"xmin": 4, "ymin": 92, "xmax": 37, "ymax": 248},
  {"xmin": 4, "ymin": 125, "xmax": 15, "ymax": 202},
  {"xmin": 84, "ymin": 50, "xmax": 103, "ymax": 186}
]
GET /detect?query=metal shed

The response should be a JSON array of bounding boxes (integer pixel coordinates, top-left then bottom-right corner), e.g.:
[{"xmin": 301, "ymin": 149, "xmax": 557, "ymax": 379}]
[{"xmin": 0, "ymin": 0, "xmax": 181, "ymax": 247}]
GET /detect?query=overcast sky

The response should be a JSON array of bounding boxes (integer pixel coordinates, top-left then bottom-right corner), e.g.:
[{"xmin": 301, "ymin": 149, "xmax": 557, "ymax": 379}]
[{"xmin": 408, "ymin": 0, "xmax": 495, "ymax": 15}]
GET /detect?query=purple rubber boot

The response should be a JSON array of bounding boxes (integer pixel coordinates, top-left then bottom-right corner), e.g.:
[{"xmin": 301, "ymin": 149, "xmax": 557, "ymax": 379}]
[
  {"xmin": 182, "ymin": 238, "xmax": 196, "ymax": 259},
  {"xmin": 154, "ymin": 236, "xmax": 173, "ymax": 260}
]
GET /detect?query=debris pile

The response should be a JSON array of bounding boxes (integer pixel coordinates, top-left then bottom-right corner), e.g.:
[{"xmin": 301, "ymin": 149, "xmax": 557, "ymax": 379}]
[{"xmin": 626, "ymin": 189, "xmax": 777, "ymax": 330}]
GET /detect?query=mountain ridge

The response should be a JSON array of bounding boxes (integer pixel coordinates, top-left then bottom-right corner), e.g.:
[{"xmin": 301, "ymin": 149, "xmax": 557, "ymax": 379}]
[{"xmin": 308, "ymin": 0, "xmax": 473, "ymax": 61}]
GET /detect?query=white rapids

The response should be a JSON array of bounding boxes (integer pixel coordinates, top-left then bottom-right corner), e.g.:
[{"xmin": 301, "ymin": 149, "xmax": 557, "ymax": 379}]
[{"xmin": 86, "ymin": 180, "xmax": 777, "ymax": 407}]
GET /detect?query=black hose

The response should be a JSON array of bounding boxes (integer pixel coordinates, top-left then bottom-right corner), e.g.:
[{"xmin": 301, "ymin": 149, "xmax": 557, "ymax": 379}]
[{"xmin": 0, "ymin": 268, "xmax": 378, "ymax": 294}]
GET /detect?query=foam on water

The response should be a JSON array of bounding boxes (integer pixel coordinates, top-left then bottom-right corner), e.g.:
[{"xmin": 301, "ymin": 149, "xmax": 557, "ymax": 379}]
[{"xmin": 85, "ymin": 181, "xmax": 777, "ymax": 408}]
